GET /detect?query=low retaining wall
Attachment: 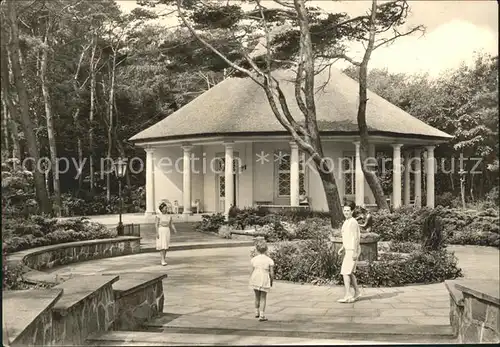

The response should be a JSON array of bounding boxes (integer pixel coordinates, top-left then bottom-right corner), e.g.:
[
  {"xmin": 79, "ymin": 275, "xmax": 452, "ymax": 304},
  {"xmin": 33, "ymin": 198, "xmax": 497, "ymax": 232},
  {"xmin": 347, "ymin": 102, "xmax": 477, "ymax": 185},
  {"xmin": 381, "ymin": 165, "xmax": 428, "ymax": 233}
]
[
  {"xmin": 445, "ymin": 279, "xmax": 500, "ymax": 343},
  {"xmin": 3, "ymin": 273, "xmax": 168, "ymax": 346},
  {"xmin": 51, "ymin": 276, "xmax": 119, "ymax": 346},
  {"xmin": 6, "ymin": 236, "xmax": 141, "ymax": 271},
  {"xmin": 108, "ymin": 273, "xmax": 167, "ymax": 330}
]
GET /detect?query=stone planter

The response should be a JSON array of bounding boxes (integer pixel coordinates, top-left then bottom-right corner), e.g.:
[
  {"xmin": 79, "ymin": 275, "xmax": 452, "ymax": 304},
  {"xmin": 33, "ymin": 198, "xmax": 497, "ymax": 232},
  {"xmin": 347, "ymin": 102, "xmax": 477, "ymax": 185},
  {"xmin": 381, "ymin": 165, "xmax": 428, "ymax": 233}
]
[{"xmin": 330, "ymin": 232, "xmax": 381, "ymax": 262}]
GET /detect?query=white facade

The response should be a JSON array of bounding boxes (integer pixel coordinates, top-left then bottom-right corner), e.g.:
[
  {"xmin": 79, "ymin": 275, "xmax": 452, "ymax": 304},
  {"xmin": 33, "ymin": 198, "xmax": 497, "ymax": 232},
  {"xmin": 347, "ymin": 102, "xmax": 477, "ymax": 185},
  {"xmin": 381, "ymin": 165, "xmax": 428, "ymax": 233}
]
[{"xmin": 141, "ymin": 135, "xmax": 438, "ymax": 219}]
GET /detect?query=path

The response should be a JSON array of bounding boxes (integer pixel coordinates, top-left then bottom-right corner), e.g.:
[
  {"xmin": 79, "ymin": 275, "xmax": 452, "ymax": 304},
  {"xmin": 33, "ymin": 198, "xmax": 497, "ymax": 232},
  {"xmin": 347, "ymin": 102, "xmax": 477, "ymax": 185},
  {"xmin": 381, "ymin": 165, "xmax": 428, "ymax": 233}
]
[{"xmin": 45, "ymin": 245, "xmax": 498, "ymax": 326}]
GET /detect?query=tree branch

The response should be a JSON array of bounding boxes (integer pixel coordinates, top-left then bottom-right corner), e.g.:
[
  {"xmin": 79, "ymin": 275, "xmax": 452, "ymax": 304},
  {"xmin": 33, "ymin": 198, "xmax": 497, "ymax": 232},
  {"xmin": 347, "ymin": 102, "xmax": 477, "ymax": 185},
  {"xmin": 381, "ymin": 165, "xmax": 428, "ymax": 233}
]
[
  {"xmin": 176, "ymin": 0, "xmax": 264, "ymax": 88},
  {"xmin": 372, "ymin": 25, "xmax": 424, "ymax": 50}
]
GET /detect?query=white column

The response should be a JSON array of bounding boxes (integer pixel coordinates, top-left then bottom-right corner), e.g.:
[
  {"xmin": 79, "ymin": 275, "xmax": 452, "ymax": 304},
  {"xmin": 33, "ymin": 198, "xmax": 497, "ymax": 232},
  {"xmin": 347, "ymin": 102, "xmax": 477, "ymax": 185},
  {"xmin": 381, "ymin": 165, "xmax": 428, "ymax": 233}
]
[
  {"xmin": 354, "ymin": 141, "xmax": 365, "ymax": 206},
  {"xmin": 403, "ymin": 150, "xmax": 411, "ymax": 206},
  {"xmin": 182, "ymin": 144, "xmax": 193, "ymax": 219},
  {"xmin": 426, "ymin": 145, "xmax": 436, "ymax": 208},
  {"xmin": 224, "ymin": 141, "xmax": 234, "ymax": 217},
  {"xmin": 290, "ymin": 141, "xmax": 300, "ymax": 207},
  {"xmin": 392, "ymin": 144, "xmax": 403, "ymax": 209},
  {"xmin": 145, "ymin": 147, "xmax": 156, "ymax": 216},
  {"xmin": 414, "ymin": 148, "xmax": 422, "ymax": 208}
]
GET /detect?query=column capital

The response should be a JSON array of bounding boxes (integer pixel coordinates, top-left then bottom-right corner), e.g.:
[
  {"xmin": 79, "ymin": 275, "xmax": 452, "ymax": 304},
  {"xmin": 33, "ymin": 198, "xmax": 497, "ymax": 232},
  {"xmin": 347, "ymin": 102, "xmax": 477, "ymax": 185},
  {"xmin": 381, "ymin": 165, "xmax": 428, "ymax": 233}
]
[
  {"xmin": 289, "ymin": 141, "xmax": 299, "ymax": 149},
  {"xmin": 391, "ymin": 143, "xmax": 403, "ymax": 150},
  {"xmin": 223, "ymin": 141, "xmax": 234, "ymax": 149},
  {"xmin": 353, "ymin": 141, "xmax": 360, "ymax": 147},
  {"xmin": 144, "ymin": 147, "xmax": 155, "ymax": 154},
  {"xmin": 181, "ymin": 144, "xmax": 193, "ymax": 152},
  {"xmin": 425, "ymin": 145, "xmax": 435, "ymax": 153}
]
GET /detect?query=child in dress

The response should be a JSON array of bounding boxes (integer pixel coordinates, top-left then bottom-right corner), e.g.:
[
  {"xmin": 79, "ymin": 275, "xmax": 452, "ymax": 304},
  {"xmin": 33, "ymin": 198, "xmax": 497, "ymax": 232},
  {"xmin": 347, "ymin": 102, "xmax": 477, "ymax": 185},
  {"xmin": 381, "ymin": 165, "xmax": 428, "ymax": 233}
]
[
  {"xmin": 249, "ymin": 240, "xmax": 274, "ymax": 321},
  {"xmin": 337, "ymin": 200, "xmax": 362, "ymax": 303}
]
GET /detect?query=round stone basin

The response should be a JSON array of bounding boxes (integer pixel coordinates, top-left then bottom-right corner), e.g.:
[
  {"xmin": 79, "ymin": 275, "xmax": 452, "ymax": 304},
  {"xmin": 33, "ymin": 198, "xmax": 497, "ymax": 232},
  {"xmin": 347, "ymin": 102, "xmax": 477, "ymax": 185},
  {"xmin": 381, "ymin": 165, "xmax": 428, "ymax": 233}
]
[{"xmin": 330, "ymin": 232, "xmax": 381, "ymax": 262}]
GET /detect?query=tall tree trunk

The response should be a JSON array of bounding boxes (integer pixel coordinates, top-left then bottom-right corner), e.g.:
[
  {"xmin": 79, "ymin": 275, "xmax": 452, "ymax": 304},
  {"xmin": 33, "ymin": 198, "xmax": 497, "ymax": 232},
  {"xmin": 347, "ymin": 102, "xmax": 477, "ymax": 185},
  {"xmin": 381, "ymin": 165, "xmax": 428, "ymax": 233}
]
[
  {"xmin": 9, "ymin": 114, "xmax": 21, "ymax": 161},
  {"xmin": 73, "ymin": 44, "xmax": 89, "ymax": 194},
  {"xmin": 41, "ymin": 25, "xmax": 62, "ymax": 216},
  {"xmin": 106, "ymin": 48, "xmax": 117, "ymax": 202},
  {"xmin": 1, "ymin": 72, "xmax": 22, "ymax": 163},
  {"xmin": 5, "ymin": 0, "xmax": 51, "ymax": 214},
  {"xmin": 113, "ymin": 99, "xmax": 131, "ymax": 188},
  {"xmin": 89, "ymin": 39, "xmax": 97, "ymax": 194},
  {"xmin": 1, "ymin": 96, "xmax": 9, "ymax": 150},
  {"xmin": 292, "ymin": 0, "xmax": 343, "ymax": 226},
  {"xmin": 355, "ymin": 0, "xmax": 390, "ymax": 210}
]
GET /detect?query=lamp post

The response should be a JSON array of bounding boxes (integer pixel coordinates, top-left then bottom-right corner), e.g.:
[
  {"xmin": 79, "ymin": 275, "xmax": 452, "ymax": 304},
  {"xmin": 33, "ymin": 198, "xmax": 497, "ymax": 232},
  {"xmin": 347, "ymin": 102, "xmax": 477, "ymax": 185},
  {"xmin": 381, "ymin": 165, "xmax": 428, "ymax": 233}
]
[{"xmin": 115, "ymin": 157, "xmax": 127, "ymax": 236}]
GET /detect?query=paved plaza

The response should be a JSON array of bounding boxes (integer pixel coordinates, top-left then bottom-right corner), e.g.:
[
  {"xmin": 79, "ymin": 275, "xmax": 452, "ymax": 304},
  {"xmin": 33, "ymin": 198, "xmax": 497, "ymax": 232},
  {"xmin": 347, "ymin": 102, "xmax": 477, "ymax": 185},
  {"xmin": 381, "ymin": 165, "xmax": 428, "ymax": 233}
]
[{"xmin": 45, "ymin": 243, "xmax": 499, "ymax": 326}]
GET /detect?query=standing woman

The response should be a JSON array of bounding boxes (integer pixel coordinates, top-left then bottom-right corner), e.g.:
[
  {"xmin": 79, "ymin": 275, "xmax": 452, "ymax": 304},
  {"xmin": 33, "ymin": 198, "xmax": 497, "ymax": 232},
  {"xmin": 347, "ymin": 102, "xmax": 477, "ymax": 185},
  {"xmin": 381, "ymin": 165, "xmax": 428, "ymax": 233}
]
[
  {"xmin": 155, "ymin": 201, "xmax": 177, "ymax": 266},
  {"xmin": 337, "ymin": 200, "xmax": 362, "ymax": 303}
]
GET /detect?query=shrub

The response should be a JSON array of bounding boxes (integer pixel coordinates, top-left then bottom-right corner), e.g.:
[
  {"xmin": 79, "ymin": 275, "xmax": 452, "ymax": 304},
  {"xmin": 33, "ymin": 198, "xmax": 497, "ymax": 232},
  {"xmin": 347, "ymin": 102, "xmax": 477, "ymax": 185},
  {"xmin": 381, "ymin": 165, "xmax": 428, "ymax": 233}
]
[
  {"xmin": 2, "ymin": 216, "xmax": 114, "ymax": 253},
  {"xmin": 270, "ymin": 239, "xmax": 462, "ymax": 287},
  {"xmin": 421, "ymin": 212, "xmax": 446, "ymax": 251},
  {"xmin": 217, "ymin": 225, "xmax": 232, "ymax": 239},
  {"xmin": 436, "ymin": 192, "xmax": 455, "ymax": 207},
  {"xmin": 389, "ymin": 241, "xmax": 421, "ymax": 253},
  {"xmin": 294, "ymin": 218, "xmax": 332, "ymax": 240},
  {"xmin": 372, "ymin": 207, "xmax": 431, "ymax": 242},
  {"xmin": 61, "ymin": 186, "xmax": 146, "ymax": 216},
  {"xmin": 486, "ymin": 186, "xmax": 499, "ymax": 206},
  {"xmin": 269, "ymin": 238, "xmax": 342, "ymax": 285},
  {"xmin": 195, "ymin": 213, "xmax": 226, "ymax": 233},
  {"xmin": 355, "ymin": 249, "xmax": 462, "ymax": 287},
  {"xmin": 373, "ymin": 206, "xmax": 499, "ymax": 248},
  {"xmin": 264, "ymin": 222, "xmax": 293, "ymax": 242}
]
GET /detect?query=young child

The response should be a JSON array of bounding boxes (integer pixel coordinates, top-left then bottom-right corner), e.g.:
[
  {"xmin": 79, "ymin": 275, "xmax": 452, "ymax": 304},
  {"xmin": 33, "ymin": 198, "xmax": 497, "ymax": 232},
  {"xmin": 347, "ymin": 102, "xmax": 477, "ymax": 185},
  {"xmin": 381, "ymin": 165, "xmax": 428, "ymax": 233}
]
[
  {"xmin": 337, "ymin": 200, "xmax": 362, "ymax": 303},
  {"xmin": 249, "ymin": 240, "xmax": 275, "ymax": 321}
]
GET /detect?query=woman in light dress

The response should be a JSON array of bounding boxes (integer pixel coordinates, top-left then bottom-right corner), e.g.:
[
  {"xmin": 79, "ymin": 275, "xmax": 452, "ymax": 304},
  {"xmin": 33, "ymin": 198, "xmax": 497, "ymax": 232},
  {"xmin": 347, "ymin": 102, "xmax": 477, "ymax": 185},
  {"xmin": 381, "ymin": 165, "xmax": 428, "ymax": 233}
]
[
  {"xmin": 249, "ymin": 240, "xmax": 275, "ymax": 321},
  {"xmin": 155, "ymin": 201, "xmax": 177, "ymax": 266},
  {"xmin": 337, "ymin": 200, "xmax": 362, "ymax": 303}
]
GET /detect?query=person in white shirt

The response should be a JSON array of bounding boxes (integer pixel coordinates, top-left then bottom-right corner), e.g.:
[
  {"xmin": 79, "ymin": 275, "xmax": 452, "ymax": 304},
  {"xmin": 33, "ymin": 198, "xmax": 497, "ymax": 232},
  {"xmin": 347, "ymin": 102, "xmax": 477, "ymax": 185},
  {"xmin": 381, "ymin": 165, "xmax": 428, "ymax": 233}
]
[{"xmin": 337, "ymin": 200, "xmax": 362, "ymax": 303}]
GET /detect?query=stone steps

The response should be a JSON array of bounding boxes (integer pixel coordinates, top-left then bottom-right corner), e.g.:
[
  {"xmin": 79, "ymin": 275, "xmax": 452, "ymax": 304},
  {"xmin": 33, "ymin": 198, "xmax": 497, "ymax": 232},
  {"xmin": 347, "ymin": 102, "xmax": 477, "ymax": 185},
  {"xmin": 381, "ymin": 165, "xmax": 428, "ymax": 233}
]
[
  {"xmin": 139, "ymin": 313, "xmax": 456, "ymax": 343},
  {"xmin": 87, "ymin": 330, "xmax": 455, "ymax": 346}
]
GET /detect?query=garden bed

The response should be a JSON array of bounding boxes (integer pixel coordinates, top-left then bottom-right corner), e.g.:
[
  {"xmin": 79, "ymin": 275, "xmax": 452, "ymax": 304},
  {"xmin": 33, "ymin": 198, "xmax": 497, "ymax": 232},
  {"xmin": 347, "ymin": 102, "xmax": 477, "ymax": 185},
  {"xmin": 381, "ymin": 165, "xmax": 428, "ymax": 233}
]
[
  {"xmin": 267, "ymin": 239, "xmax": 463, "ymax": 287},
  {"xmin": 2, "ymin": 216, "xmax": 116, "ymax": 254}
]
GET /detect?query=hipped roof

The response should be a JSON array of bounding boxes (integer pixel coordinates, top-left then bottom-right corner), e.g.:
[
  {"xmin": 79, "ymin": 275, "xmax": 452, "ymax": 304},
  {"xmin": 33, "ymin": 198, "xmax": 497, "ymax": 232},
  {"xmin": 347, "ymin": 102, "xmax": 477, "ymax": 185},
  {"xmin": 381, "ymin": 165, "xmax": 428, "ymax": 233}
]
[{"xmin": 130, "ymin": 67, "xmax": 453, "ymax": 143}]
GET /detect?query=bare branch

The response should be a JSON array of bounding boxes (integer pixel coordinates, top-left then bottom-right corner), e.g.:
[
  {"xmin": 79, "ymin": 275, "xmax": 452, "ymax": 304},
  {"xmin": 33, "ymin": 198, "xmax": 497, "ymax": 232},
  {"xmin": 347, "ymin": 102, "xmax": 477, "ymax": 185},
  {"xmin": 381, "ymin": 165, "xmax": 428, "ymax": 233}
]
[
  {"xmin": 295, "ymin": 56, "xmax": 309, "ymax": 119},
  {"xmin": 263, "ymin": 78, "xmax": 314, "ymax": 152},
  {"xmin": 372, "ymin": 25, "xmax": 424, "ymax": 50},
  {"xmin": 272, "ymin": 0, "xmax": 295, "ymax": 9}
]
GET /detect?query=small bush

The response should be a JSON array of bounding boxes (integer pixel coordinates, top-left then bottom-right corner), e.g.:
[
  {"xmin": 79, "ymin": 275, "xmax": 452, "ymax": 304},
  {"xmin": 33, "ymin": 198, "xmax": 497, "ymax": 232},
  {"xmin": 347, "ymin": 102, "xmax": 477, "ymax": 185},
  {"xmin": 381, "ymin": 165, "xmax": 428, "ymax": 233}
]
[
  {"xmin": 436, "ymin": 192, "xmax": 455, "ymax": 208},
  {"xmin": 389, "ymin": 241, "xmax": 421, "ymax": 253},
  {"xmin": 195, "ymin": 213, "xmax": 226, "ymax": 233},
  {"xmin": 421, "ymin": 212, "xmax": 446, "ymax": 251},
  {"xmin": 486, "ymin": 186, "xmax": 499, "ymax": 206},
  {"xmin": 217, "ymin": 225, "xmax": 232, "ymax": 239},
  {"xmin": 270, "ymin": 238, "xmax": 342, "ymax": 284}
]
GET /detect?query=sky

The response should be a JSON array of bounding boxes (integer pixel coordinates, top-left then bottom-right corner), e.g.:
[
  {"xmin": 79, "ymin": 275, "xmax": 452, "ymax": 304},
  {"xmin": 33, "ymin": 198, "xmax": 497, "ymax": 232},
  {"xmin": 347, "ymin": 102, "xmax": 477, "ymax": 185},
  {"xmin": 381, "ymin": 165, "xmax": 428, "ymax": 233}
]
[{"xmin": 117, "ymin": 0, "xmax": 498, "ymax": 77}]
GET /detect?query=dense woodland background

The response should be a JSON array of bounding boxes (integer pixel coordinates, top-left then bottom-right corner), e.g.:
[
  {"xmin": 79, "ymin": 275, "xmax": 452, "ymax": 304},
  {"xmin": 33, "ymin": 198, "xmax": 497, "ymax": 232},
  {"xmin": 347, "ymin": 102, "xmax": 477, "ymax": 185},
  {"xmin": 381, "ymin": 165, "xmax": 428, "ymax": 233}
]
[{"xmin": 1, "ymin": 0, "xmax": 498, "ymax": 217}]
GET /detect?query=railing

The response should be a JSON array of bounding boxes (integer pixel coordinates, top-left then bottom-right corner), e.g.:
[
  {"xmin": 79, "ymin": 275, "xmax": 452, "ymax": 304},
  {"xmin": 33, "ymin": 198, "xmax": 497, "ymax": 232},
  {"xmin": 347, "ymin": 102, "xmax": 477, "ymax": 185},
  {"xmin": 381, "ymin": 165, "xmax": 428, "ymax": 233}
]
[{"xmin": 123, "ymin": 223, "xmax": 141, "ymax": 237}]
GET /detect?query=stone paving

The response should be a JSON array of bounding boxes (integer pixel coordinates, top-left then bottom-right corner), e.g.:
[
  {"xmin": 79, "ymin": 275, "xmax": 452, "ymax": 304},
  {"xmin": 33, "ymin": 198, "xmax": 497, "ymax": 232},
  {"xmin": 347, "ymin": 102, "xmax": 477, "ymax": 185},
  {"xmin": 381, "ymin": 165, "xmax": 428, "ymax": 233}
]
[{"xmin": 44, "ymin": 244, "xmax": 499, "ymax": 328}]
